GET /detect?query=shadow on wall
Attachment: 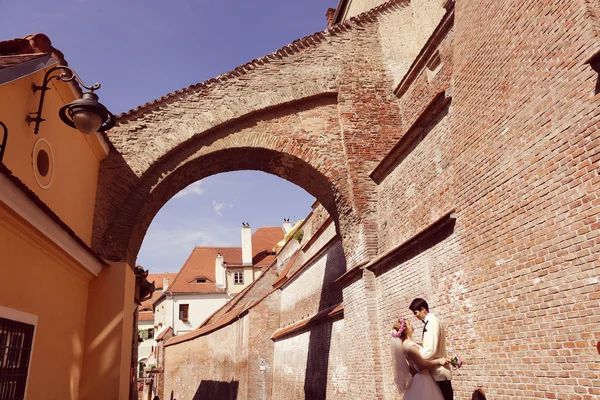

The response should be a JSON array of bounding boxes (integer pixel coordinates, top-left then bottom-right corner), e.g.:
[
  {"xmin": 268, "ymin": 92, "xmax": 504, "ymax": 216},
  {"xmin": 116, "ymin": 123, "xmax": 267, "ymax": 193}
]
[
  {"xmin": 191, "ymin": 379, "xmax": 239, "ymax": 400},
  {"xmin": 304, "ymin": 242, "xmax": 346, "ymax": 400}
]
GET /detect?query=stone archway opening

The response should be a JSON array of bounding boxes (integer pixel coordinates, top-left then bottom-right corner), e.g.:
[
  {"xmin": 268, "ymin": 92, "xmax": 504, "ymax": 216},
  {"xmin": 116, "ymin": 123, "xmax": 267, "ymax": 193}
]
[
  {"xmin": 136, "ymin": 170, "xmax": 316, "ymax": 271},
  {"xmin": 129, "ymin": 148, "xmax": 342, "ymax": 268}
]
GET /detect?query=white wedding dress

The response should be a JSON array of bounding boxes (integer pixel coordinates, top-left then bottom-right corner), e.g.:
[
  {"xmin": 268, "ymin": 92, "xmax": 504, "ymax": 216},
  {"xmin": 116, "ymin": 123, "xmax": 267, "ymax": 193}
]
[{"xmin": 391, "ymin": 338, "xmax": 444, "ymax": 400}]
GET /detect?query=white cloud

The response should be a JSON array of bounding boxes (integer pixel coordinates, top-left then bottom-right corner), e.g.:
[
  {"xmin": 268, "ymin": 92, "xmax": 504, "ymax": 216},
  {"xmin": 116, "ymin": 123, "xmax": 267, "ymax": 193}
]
[
  {"xmin": 173, "ymin": 181, "xmax": 204, "ymax": 199},
  {"xmin": 213, "ymin": 200, "xmax": 233, "ymax": 216},
  {"xmin": 138, "ymin": 226, "xmax": 237, "ymax": 273}
]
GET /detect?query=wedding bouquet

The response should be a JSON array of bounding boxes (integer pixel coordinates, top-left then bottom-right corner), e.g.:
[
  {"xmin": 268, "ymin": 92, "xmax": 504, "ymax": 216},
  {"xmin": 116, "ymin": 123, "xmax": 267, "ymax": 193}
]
[{"xmin": 449, "ymin": 355, "xmax": 463, "ymax": 369}]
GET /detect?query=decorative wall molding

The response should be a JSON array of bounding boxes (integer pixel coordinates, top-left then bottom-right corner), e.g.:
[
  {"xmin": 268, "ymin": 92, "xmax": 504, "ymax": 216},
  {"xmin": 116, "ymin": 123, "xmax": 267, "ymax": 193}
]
[{"xmin": 0, "ymin": 172, "xmax": 104, "ymax": 276}]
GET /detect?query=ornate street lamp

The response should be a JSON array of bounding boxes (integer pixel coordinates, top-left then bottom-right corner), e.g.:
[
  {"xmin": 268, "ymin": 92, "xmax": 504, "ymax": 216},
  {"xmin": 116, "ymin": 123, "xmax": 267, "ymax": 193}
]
[{"xmin": 27, "ymin": 65, "xmax": 115, "ymax": 135}]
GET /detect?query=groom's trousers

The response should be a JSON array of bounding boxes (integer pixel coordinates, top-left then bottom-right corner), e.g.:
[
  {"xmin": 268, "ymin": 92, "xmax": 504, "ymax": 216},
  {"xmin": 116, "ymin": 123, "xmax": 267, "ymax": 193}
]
[{"xmin": 436, "ymin": 380, "xmax": 453, "ymax": 400}]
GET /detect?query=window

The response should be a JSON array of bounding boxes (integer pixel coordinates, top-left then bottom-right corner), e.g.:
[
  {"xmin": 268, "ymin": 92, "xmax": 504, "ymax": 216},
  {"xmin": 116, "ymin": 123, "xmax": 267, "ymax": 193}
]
[
  {"xmin": 0, "ymin": 317, "xmax": 35, "ymax": 400},
  {"xmin": 138, "ymin": 328, "xmax": 155, "ymax": 341},
  {"xmin": 179, "ymin": 304, "xmax": 189, "ymax": 321},
  {"xmin": 234, "ymin": 271, "xmax": 244, "ymax": 285}
]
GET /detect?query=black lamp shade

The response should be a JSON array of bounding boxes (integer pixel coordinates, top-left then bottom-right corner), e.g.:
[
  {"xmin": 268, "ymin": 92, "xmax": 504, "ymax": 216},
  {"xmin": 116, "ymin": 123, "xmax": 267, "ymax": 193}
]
[{"xmin": 59, "ymin": 92, "xmax": 115, "ymax": 133}]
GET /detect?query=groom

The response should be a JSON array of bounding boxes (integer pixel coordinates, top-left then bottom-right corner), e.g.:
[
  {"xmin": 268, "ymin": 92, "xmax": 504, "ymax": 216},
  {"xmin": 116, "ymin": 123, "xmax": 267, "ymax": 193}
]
[{"xmin": 409, "ymin": 298, "xmax": 453, "ymax": 400}]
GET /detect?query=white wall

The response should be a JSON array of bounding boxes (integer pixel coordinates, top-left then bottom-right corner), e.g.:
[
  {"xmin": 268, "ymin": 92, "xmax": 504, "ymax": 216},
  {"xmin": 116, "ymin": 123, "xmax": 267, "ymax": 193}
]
[
  {"xmin": 138, "ymin": 320, "xmax": 154, "ymax": 362},
  {"xmin": 172, "ymin": 293, "xmax": 231, "ymax": 334},
  {"xmin": 153, "ymin": 296, "xmax": 172, "ymax": 337}
]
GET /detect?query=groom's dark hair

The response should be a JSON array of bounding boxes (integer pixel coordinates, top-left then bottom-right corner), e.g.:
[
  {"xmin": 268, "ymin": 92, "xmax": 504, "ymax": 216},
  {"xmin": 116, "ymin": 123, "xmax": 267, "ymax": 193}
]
[{"xmin": 409, "ymin": 298, "xmax": 429, "ymax": 312}]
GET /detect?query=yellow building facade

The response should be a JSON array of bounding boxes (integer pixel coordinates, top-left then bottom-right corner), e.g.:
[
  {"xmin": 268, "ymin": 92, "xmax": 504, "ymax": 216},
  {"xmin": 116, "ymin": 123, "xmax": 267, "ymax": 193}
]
[{"xmin": 0, "ymin": 34, "xmax": 135, "ymax": 400}]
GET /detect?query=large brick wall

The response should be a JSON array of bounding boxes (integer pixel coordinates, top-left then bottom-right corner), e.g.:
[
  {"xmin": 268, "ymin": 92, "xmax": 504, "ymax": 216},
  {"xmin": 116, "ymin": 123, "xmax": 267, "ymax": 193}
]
[
  {"xmin": 271, "ymin": 216, "xmax": 348, "ymax": 399},
  {"xmin": 373, "ymin": 221, "xmax": 460, "ymax": 399},
  {"xmin": 272, "ymin": 317, "xmax": 348, "ymax": 400},
  {"xmin": 163, "ymin": 317, "xmax": 248, "ymax": 400},
  {"xmin": 111, "ymin": 0, "xmax": 600, "ymax": 398},
  {"xmin": 446, "ymin": 0, "xmax": 600, "ymax": 398}
]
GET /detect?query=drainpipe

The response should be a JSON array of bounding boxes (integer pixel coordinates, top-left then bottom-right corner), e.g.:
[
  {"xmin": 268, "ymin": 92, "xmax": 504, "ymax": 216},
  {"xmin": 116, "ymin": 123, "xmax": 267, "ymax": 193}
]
[{"xmin": 168, "ymin": 293, "xmax": 175, "ymax": 334}]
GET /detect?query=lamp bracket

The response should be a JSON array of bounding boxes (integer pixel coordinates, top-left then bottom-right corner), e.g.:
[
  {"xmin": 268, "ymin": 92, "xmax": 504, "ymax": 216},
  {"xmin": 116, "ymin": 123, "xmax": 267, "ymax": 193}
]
[{"xmin": 27, "ymin": 65, "xmax": 101, "ymax": 134}]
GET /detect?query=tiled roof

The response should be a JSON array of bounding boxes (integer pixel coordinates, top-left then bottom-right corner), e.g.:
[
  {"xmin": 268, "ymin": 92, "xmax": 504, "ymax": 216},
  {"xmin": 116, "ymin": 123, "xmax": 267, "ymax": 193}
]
[
  {"xmin": 0, "ymin": 34, "xmax": 67, "ymax": 71},
  {"xmin": 139, "ymin": 273, "xmax": 176, "ymax": 310},
  {"xmin": 0, "ymin": 53, "xmax": 45, "ymax": 71},
  {"xmin": 164, "ymin": 227, "xmax": 283, "ymax": 295},
  {"xmin": 138, "ymin": 311, "xmax": 153, "ymax": 321},
  {"xmin": 115, "ymin": 0, "xmax": 407, "ymax": 123},
  {"xmin": 148, "ymin": 272, "xmax": 178, "ymax": 291},
  {"xmin": 166, "ymin": 247, "xmax": 240, "ymax": 294},
  {"xmin": 155, "ymin": 326, "xmax": 173, "ymax": 342},
  {"xmin": 252, "ymin": 227, "xmax": 284, "ymax": 267}
]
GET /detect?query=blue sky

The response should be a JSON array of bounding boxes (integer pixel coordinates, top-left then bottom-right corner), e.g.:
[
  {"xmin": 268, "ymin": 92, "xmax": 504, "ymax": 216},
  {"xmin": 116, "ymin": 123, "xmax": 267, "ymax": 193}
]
[{"xmin": 2, "ymin": 0, "xmax": 338, "ymax": 272}]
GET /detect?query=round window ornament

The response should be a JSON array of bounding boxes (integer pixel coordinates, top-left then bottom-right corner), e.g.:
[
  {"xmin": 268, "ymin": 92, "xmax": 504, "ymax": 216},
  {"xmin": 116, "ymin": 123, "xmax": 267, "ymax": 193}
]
[{"xmin": 32, "ymin": 138, "xmax": 54, "ymax": 189}]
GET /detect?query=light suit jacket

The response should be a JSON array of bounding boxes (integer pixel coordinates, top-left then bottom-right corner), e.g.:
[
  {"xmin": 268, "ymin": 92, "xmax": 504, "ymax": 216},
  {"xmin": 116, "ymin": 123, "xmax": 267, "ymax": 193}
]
[{"xmin": 419, "ymin": 313, "xmax": 452, "ymax": 381}]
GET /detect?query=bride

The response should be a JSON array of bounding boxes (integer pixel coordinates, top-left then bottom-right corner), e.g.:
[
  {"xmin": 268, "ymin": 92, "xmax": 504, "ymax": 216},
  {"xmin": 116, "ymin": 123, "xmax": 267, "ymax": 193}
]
[{"xmin": 391, "ymin": 317, "xmax": 447, "ymax": 399}]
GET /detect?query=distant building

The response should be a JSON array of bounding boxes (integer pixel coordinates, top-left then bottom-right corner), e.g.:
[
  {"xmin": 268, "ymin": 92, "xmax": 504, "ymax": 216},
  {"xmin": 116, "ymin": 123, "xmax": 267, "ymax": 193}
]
[
  {"xmin": 153, "ymin": 224, "xmax": 285, "ymax": 336},
  {"xmin": 137, "ymin": 272, "xmax": 176, "ymax": 377}
]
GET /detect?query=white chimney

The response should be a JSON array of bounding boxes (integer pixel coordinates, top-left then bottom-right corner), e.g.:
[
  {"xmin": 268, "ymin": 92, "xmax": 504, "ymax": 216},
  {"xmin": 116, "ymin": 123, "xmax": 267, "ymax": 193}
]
[
  {"xmin": 241, "ymin": 223, "xmax": 252, "ymax": 265},
  {"xmin": 215, "ymin": 252, "xmax": 225, "ymax": 288},
  {"xmin": 163, "ymin": 277, "xmax": 169, "ymax": 291},
  {"xmin": 282, "ymin": 218, "xmax": 292, "ymax": 234}
]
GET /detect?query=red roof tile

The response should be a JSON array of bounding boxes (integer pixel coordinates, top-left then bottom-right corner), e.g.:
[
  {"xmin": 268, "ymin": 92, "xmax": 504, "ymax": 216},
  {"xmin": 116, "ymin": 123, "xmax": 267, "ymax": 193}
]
[
  {"xmin": 155, "ymin": 326, "xmax": 173, "ymax": 342},
  {"xmin": 252, "ymin": 227, "xmax": 284, "ymax": 267},
  {"xmin": 138, "ymin": 311, "xmax": 153, "ymax": 321},
  {"xmin": 138, "ymin": 273, "xmax": 177, "ymax": 310},
  {"xmin": 164, "ymin": 227, "xmax": 282, "ymax": 295},
  {"xmin": 0, "ymin": 34, "xmax": 67, "ymax": 71},
  {"xmin": 148, "ymin": 272, "xmax": 178, "ymax": 291},
  {"xmin": 166, "ymin": 247, "xmax": 240, "ymax": 294}
]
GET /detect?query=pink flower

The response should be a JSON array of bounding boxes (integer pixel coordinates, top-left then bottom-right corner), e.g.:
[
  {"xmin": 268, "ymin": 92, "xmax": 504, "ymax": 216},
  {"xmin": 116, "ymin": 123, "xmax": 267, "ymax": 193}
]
[{"xmin": 450, "ymin": 355, "xmax": 463, "ymax": 369}]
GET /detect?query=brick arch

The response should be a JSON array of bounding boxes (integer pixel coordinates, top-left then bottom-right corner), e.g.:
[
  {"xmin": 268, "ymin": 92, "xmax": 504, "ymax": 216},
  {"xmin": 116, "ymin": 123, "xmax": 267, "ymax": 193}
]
[
  {"xmin": 96, "ymin": 94, "xmax": 361, "ymax": 266},
  {"xmin": 94, "ymin": 1, "xmax": 411, "ymax": 268},
  {"xmin": 120, "ymin": 148, "xmax": 350, "ymax": 265}
]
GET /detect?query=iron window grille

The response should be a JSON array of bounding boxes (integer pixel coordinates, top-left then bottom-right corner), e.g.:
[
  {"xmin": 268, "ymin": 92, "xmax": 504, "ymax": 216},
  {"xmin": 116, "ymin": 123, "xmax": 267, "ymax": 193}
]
[{"xmin": 0, "ymin": 317, "xmax": 35, "ymax": 400}]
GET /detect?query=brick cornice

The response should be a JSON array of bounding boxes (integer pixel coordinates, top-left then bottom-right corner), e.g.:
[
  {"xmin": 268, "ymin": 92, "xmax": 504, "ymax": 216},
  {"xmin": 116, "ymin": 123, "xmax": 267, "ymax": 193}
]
[
  {"xmin": 115, "ymin": 0, "xmax": 409, "ymax": 124},
  {"xmin": 393, "ymin": 3, "xmax": 454, "ymax": 98},
  {"xmin": 270, "ymin": 303, "xmax": 343, "ymax": 341},
  {"xmin": 366, "ymin": 210, "xmax": 456, "ymax": 272},
  {"xmin": 370, "ymin": 89, "xmax": 452, "ymax": 184}
]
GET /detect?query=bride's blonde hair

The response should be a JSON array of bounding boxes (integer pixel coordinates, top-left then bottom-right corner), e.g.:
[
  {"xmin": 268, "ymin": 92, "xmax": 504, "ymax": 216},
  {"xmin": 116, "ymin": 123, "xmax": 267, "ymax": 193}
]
[{"xmin": 391, "ymin": 317, "xmax": 408, "ymax": 339}]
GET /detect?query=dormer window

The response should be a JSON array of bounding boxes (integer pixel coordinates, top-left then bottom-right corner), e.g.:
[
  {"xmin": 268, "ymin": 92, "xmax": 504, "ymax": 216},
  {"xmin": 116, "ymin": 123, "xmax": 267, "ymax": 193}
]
[{"xmin": 189, "ymin": 277, "xmax": 211, "ymax": 284}]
